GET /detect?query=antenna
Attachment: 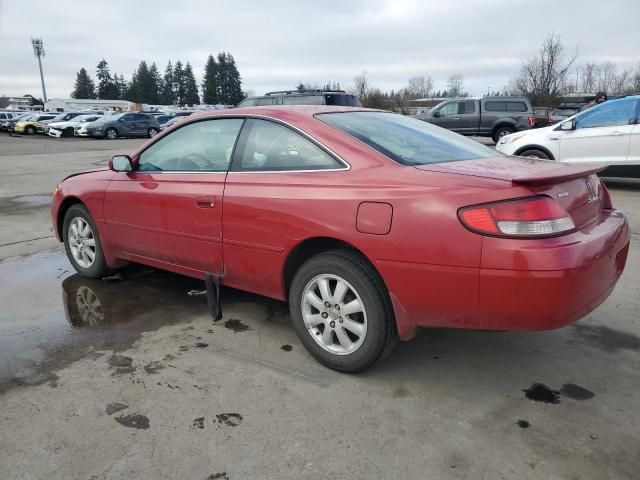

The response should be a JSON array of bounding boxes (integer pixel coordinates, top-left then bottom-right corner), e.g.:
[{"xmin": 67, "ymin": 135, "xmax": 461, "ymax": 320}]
[{"xmin": 31, "ymin": 37, "xmax": 47, "ymax": 103}]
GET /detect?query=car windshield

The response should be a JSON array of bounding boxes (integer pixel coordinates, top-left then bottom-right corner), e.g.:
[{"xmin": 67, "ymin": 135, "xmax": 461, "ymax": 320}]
[{"xmin": 318, "ymin": 111, "xmax": 498, "ymax": 165}]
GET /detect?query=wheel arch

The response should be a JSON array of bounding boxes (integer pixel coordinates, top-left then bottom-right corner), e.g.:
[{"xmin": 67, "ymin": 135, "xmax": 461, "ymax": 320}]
[
  {"xmin": 491, "ymin": 121, "xmax": 517, "ymax": 135},
  {"xmin": 56, "ymin": 196, "xmax": 85, "ymax": 240},
  {"xmin": 514, "ymin": 144, "xmax": 556, "ymax": 160},
  {"xmin": 282, "ymin": 236, "xmax": 385, "ymax": 300}
]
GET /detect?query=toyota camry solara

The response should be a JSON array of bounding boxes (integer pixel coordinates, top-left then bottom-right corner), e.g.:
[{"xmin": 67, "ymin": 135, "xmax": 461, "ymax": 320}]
[{"xmin": 51, "ymin": 106, "xmax": 630, "ymax": 372}]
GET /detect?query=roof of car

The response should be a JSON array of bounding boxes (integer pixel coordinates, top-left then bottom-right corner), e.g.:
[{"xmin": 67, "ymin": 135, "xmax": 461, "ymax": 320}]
[{"xmin": 189, "ymin": 105, "xmax": 377, "ymax": 121}]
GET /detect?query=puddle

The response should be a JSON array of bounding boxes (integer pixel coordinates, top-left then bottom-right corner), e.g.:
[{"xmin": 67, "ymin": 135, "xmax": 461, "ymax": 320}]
[
  {"xmin": 523, "ymin": 383, "xmax": 560, "ymax": 404},
  {"xmin": 516, "ymin": 420, "xmax": 530, "ymax": 429},
  {"xmin": 115, "ymin": 414, "xmax": 150, "ymax": 430},
  {"xmin": 0, "ymin": 194, "xmax": 51, "ymax": 215},
  {"xmin": 224, "ymin": 318, "xmax": 251, "ymax": 333},
  {"xmin": 560, "ymin": 383, "xmax": 595, "ymax": 401},
  {"xmin": 571, "ymin": 324, "xmax": 640, "ymax": 353},
  {"xmin": 0, "ymin": 250, "xmax": 208, "ymax": 394}
]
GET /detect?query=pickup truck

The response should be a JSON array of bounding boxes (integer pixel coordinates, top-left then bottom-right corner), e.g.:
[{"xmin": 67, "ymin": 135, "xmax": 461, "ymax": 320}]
[{"xmin": 417, "ymin": 96, "xmax": 535, "ymax": 143}]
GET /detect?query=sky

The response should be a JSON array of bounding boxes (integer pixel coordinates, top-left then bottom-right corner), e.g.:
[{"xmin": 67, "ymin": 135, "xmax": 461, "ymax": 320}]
[{"xmin": 0, "ymin": 0, "xmax": 638, "ymax": 101}]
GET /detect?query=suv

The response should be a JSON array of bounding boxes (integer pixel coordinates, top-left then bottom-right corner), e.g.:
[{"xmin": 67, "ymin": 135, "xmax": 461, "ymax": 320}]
[
  {"xmin": 85, "ymin": 113, "xmax": 160, "ymax": 139},
  {"xmin": 418, "ymin": 96, "xmax": 535, "ymax": 142},
  {"xmin": 549, "ymin": 104, "xmax": 583, "ymax": 124},
  {"xmin": 237, "ymin": 90, "xmax": 362, "ymax": 108}
]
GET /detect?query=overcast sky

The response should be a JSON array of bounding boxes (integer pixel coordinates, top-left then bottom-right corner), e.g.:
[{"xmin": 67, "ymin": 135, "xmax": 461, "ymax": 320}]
[{"xmin": 1, "ymin": 0, "xmax": 638, "ymax": 101}]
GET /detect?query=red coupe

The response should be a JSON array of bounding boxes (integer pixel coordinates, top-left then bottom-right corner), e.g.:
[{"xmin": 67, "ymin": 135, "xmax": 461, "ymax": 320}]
[{"xmin": 51, "ymin": 106, "xmax": 630, "ymax": 371}]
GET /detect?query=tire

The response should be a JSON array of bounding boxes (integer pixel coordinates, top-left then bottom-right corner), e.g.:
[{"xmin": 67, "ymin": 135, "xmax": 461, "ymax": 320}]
[
  {"xmin": 63, "ymin": 204, "xmax": 111, "ymax": 278},
  {"xmin": 492, "ymin": 126, "xmax": 514, "ymax": 143},
  {"xmin": 25, "ymin": 125, "xmax": 36, "ymax": 135},
  {"xmin": 519, "ymin": 149, "xmax": 550, "ymax": 160},
  {"xmin": 105, "ymin": 128, "xmax": 118, "ymax": 140},
  {"xmin": 147, "ymin": 127, "xmax": 159, "ymax": 138},
  {"xmin": 289, "ymin": 249, "xmax": 398, "ymax": 372}
]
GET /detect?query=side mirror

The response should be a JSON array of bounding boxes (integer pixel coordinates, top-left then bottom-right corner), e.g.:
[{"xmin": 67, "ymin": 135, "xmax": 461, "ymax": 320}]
[
  {"xmin": 432, "ymin": 111, "xmax": 441, "ymax": 118},
  {"xmin": 559, "ymin": 120, "xmax": 575, "ymax": 131},
  {"xmin": 110, "ymin": 155, "xmax": 133, "ymax": 172}
]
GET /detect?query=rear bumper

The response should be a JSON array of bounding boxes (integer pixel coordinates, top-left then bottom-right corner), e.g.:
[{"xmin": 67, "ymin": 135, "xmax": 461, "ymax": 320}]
[{"xmin": 380, "ymin": 208, "xmax": 629, "ymax": 339}]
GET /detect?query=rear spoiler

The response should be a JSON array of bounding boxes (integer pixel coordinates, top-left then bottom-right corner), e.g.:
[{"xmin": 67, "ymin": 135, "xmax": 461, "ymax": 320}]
[{"xmin": 512, "ymin": 163, "xmax": 607, "ymax": 185}]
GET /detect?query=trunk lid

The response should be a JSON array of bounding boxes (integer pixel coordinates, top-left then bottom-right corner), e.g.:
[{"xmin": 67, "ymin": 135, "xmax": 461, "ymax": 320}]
[{"xmin": 415, "ymin": 156, "xmax": 607, "ymax": 229}]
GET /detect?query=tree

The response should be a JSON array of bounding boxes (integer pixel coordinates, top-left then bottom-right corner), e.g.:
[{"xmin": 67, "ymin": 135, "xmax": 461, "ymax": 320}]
[
  {"xmin": 352, "ymin": 71, "xmax": 369, "ymax": 102},
  {"xmin": 161, "ymin": 61, "xmax": 175, "ymax": 105},
  {"xmin": 580, "ymin": 62, "xmax": 597, "ymax": 92},
  {"xmin": 511, "ymin": 32, "xmax": 578, "ymax": 103},
  {"xmin": 447, "ymin": 73, "xmax": 464, "ymax": 97},
  {"xmin": 71, "ymin": 68, "xmax": 96, "ymax": 99},
  {"xmin": 128, "ymin": 60, "xmax": 154, "ymax": 103},
  {"xmin": 114, "ymin": 74, "xmax": 128, "ymax": 100},
  {"xmin": 406, "ymin": 75, "xmax": 434, "ymax": 99},
  {"xmin": 183, "ymin": 62, "xmax": 200, "ymax": 105},
  {"xmin": 173, "ymin": 61, "xmax": 185, "ymax": 105},
  {"xmin": 216, "ymin": 52, "xmax": 243, "ymax": 105},
  {"xmin": 148, "ymin": 62, "xmax": 163, "ymax": 104},
  {"xmin": 202, "ymin": 54, "xmax": 219, "ymax": 104},
  {"xmin": 96, "ymin": 59, "xmax": 119, "ymax": 99}
]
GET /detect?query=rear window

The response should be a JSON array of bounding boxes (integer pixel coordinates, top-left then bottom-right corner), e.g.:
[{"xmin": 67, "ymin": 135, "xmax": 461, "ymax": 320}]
[
  {"xmin": 324, "ymin": 94, "xmax": 362, "ymax": 107},
  {"xmin": 318, "ymin": 111, "xmax": 497, "ymax": 166}
]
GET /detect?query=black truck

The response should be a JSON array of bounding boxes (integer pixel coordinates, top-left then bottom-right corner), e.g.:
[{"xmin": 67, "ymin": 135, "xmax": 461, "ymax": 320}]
[{"xmin": 417, "ymin": 96, "xmax": 535, "ymax": 143}]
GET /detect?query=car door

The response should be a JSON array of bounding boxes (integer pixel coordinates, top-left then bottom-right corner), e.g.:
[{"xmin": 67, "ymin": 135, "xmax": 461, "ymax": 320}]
[
  {"xmin": 559, "ymin": 98, "xmax": 638, "ymax": 164},
  {"xmin": 432, "ymin": 102, "xmax": 464, "ymax": 132},
  {"xmin": 104, "ymin": 117, "xmax": 244, "ymax": 275},
  {"xmin": 117, "ymin": 113, "xmax": 137, "ymax": 136},
  {"xmin": 222, "ymin": 118, "xmax": 347, "ymax": 298}
]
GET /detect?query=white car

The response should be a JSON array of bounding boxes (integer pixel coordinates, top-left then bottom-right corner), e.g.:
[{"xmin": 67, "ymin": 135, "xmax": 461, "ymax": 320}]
[
  {"xmin": 47, "ymin": 115, "xmax": 101, "ymax": 138},
  {"xmin": 496, "ymin": 95, "xmax": 640, "ymax": 173}
]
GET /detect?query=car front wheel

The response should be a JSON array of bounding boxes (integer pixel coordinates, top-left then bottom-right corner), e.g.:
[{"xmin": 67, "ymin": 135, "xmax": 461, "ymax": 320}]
[
  {"xmin": 492, "ymin": 126, "xmax": 514, "ymax": 143},
  {"xmin": 148, "ymin": 127, "xmax": 158, "ymax": 138},
  {"xmin": 105, "ymin": 128, "xmax": 118, "ymax": 140},
  {"xmin": 289, "ymin": 250, "xmax": 398, "ymax": 372},
  {"xmin": 519, "ymin": 149, "xmax": 550, "ymax": 159},
  {"xmin": 25, "ymin": 126, "xmax": 36, "ymax": 135},
  {"xmin": 63, "ymin": 204, "xmax": 111, "ymax": 278}
]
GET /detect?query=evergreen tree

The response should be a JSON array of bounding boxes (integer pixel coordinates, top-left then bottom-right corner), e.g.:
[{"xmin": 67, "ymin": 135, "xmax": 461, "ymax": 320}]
[
  {"xmin": 202, "ymin": 54, "xmax": 219, "ymax": 104},
  {"xmin": 173, "ymin": 61, "xmax": 185, "ymax": 105},
  {"xmin": 128, "ymin": 61, "xmax": 154, "ymax": 103},
  {"xmin": 161, "ymin": 61, "xmax": 175, "ymax": 104},
  {"xmin": 149, "ymin": 62, "xmax": 163, "ymax": 104},
  {"xmin": 114, "ymin": 74, "xmax": 129, "ymax": 100},
  {"xmin": 96, "ymin": 59, "xmax": 119, "ymax": 99},
  {"xmin": 71, "ymin": 68, "xmax": 96, "ymax": 99},
  {"xmin": 183, "ymin": 62, "xmax": 200, "ymax": 105},
  {"xmin": 217, "ymin": 52, "xmax": 243, "ymax": 105}
]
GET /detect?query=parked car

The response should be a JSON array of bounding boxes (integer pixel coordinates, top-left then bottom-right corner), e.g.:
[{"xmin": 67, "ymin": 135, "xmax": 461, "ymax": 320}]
[
  {"xmin": 84, "ymin": 112, "xmax": 160, "ymax": 139},
  {"xmin": 11, "ymin": 113, "xmax": 57, "ymax": 135},
  {"xmin": 549, "ymin": 104, "xmax": 583, "ymax": 124},
  {"xmin": 159, "ymin": 115, "xmax": 187, "ymax": 130},
  {"xmin": 496, "ymin": 95, "xmax": 640, "ymax": 176},
  {"xmin": 51, "ymin": 106, "xmax": 629, "ymax": 372},
  {"xmin": 237, "ymin": 89, "xmax": 362, "ymax": 108},
  {"xmin": 40, "ymin": 111, "xmax": 103, "ymax": 134},
  {"xmin": 533, "ymin": 107, "xmax": 552, "ymax": 128},
  {"xmin": 418, "ymin": 96, "xmax": 535, "ymax": 142},
  {"xmin": 0, "ymin": 111, "xmax": 30, "ymax": 131},
  {"xmin": 48, "ymin": 115, "xmax": 102, "ymax": 138}
]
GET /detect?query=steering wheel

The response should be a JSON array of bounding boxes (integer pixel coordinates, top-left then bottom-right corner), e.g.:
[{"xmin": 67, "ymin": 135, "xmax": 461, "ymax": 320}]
[{"xmin": 177, "ymin": 153, "xmax": 213, "ymax": 171}]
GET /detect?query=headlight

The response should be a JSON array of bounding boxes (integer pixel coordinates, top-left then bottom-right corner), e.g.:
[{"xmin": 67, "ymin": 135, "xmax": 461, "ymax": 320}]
[{"xmin": 498, "ymin": 133, "xmax": 526, "ymax": 145}]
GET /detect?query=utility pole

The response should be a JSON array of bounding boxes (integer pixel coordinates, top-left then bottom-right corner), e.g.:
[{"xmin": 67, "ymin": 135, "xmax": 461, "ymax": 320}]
[{"xmin": 31, "ymin": 37, "xmax": 47, "ymax": 104}]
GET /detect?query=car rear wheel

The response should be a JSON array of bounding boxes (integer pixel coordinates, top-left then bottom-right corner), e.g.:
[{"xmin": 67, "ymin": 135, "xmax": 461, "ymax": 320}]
[
  {"xmin": 63, "ymin": 204, "xmax": 111, "ymax": 278},
  {"xmin": 105, "ymin": 128, "xmax": 118, "ymax": 140},
  {"xmin": 519, "ymin": 149, "xmax": 550, "ymax": 160},
  {"xmin": 289, "ymin": 250, "xmax": 398, "ymax": 372},
  {"xmin": 148, "ymin": 127, "xmax": 158, "ymax": 138},
  {"xmin": 492, "ymin": 126, "xmax": 514, "ymax": 143},
  {"xmin": 25, "ymin": 125, "xmax": 36, "ymax": 135}
]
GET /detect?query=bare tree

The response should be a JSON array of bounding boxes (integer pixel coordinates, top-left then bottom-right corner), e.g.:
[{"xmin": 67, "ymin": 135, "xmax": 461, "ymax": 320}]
[
  {"xmin": 511, "ymin": 32, "xmax": 578, "ymax": 101},
  {"xmin": 580, "ymin": 63, "xmax": 597, "ymax": 92},
  {"xmin": 610, "ymin": 69, "xmax": 632, "ymax": 94},
  {"xmin": 633, "ymin": 63, "xmax": 640, "ymax": 93},
  {"xmin": 446, "ymin": 73, "xmax": 464, "ymax": 97},
  {"xmin": 406, "ymin": 75, "xmax": 434, "ymax": 99},
  {"xmin": 596, "ymin": 61, "xmax": 617, "ymax": 92},
  {"xmin": 352, "ymin": 71, "xmax": 369, "ymax": 102}
]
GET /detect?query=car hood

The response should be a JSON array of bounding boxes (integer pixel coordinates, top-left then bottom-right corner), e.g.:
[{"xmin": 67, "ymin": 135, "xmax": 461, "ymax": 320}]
[
  {"xmin": 414, "ymin": 156, "xmax": 606, "ymax": 184},
  {"xmin": 50, "ymin": 121, "xmax": 78, "ymax": 128}
]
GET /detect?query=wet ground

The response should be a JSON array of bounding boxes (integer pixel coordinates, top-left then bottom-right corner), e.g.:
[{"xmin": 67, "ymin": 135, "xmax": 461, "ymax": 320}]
[{"xmin": 0, "ymin": 137, "xmax": 639, "ymax": 479}]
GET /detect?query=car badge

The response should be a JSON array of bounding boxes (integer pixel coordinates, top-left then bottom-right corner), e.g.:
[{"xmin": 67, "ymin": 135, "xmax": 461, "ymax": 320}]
[
  {"xmin": 557, "ymin": 191, "xmax": 569, "ymax": 199},
  {"xmin": 585, "ymin": 177, "xmax": 599, "ymax": 204}
]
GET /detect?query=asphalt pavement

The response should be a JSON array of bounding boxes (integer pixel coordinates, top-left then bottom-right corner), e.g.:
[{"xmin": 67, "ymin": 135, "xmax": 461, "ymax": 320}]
[{"xmin": 0, "ymin": 135, "xmax": 638, "ymax": 480}]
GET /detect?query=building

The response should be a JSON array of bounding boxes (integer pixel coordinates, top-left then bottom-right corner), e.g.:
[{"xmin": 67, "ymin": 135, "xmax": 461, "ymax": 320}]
[
  {"xmin": 0, "ymin": 94, "xmax": 44, "ymax": 110},
  {"xmin": 45, "ymin": 98, "xmax": 135, "ymax": 112}
]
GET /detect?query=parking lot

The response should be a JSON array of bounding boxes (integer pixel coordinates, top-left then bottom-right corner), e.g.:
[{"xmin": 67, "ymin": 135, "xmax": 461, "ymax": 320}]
[{"xmin": 1, "ymin": 135, "xmax": 639, "ymax": 479}]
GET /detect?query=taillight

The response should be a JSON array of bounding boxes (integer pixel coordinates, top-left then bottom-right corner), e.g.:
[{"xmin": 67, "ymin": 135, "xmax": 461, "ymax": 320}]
[
  {"xmin": 459, "ymin": 196, "xmax": 575, "ymax": 237},
  {"xmin": 528, "ymin": 116, "xmax": 536, "ymax": 126}
]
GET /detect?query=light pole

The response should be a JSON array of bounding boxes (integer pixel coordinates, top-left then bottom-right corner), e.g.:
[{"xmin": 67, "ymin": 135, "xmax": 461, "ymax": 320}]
[{"xmin": 31, "ymin": 37, "xmax": 47, "ymax": 104}]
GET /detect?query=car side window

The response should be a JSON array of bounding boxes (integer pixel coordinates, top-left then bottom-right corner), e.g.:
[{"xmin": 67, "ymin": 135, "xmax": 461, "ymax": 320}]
[
  {"xmin": 575, "ymin": 100, "xmax": 637, "ymax": 129},
  {"xmin": 134, "ymin": 114, "xmax": 150, "ymax": 121},
  {"xmin": 121, "ymin": 114, "xmax": 135, "ymax": 122},
  {"xmin": 256, "ymin": 98, "xmax": 276, "ymax": 106},
  {"xmin": 138, "ymin": 118, "xmax": 244, "ymax": 172},
  {"xmin": 232, "ymin": 119, "xmax": 343, "ymax": 171},
  {"xmin": 506, "ymin": 102, "xmax": 528, "ymax": 112},
  {"xmin": 439, "ymin": 103, "xmax": 459, "ymax": 117},
  {"xmin": 462, "ymin": 100, "xmax": 476, "ymax": 114}
]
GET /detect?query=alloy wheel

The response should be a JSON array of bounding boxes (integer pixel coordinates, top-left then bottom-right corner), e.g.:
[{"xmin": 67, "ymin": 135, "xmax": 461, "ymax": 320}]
[
  {"xmin": 68, "ymin": 217, "xmax": 97, "ymax": 268},
  {"xmin": 301, "ymin": 274, "xmax": 368, "ymax": 355}
]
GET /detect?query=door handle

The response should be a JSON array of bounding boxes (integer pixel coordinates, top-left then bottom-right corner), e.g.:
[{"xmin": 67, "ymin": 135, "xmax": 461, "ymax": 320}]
[
  {"xmin": 610, "ymin": 131, "xmax": 625, "ymax": 136},
  {"xmin": 196, "ymin": 196, "xmax": 216, "ymax": 208},
  {"xmin": 453, "ymin": 117, "xmax": 460, "ymax": 120}
]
